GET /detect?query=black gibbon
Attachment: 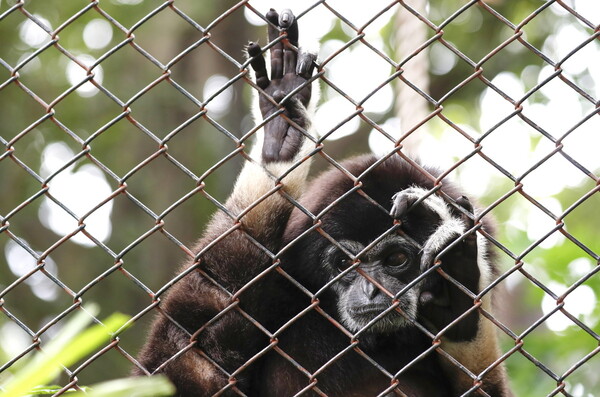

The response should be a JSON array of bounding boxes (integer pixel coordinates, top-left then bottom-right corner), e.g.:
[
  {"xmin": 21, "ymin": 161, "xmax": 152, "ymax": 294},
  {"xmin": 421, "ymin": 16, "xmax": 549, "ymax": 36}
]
[{"xmin": 134, "ymin": 8, "xmax": 513, "ymax": 397}]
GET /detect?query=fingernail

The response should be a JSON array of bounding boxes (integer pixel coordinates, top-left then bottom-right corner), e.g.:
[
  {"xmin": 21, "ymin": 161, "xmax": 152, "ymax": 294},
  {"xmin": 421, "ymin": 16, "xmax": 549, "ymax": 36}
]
[{"xmin": 280, "ymin": 9, "xmax": 294, "ymax": 27}]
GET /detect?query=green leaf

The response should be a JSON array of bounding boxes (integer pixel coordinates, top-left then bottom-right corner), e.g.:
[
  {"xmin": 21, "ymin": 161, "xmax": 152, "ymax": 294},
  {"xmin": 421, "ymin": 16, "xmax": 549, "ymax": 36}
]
[
  {"xmin": 1, "ymin": 309, "xmax": 128, "ymax": 397},
  {"xmin": 71, "ymin": 376, "xmax": 175, "ymax": 397},
  {"xmin": 24, "ymin": 385, "xmax": 85, "ymax": 395}
]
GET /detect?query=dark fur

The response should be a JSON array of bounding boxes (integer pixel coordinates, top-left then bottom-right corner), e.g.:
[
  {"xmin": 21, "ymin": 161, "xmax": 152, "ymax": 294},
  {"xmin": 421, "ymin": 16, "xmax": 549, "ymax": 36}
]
[
  {"xmin": 134, "ymin": 156, "xmax": 509, "ymax": 396},
  {"xmin": 134, "ymin": 8, "xmax": 513, "ymax": 397},
  {"xmin": 270, "ymin": 155, "xmax": 485, "ymax": 396}
]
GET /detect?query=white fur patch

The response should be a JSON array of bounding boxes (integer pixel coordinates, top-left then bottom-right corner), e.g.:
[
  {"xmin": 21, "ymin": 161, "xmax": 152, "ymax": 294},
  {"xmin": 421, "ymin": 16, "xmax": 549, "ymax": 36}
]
[
  {"xmin": 423, "ymin": 217, "xmax": 466, "ymax": 256},
  {"xmin": 392, "ymin": 186, "xmax": 455, "ymax": 224},
  {"xmin": 393, "ymin": 186, "xmax": 467, "ymax": 259}
]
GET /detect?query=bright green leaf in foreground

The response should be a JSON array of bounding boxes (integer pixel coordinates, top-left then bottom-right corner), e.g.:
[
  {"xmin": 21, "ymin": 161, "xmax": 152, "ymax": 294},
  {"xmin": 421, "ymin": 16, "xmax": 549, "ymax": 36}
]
[
  {"xmin": 23, "ymin": 385, "xmax": 85, "ymax": 395},
  {"xmin": 1, "ymin": 308, "xmax": 128, "ymax": 397},
  {"xmin": 71, "ymin": 376, "xmax": 175, "ymax": 397}
]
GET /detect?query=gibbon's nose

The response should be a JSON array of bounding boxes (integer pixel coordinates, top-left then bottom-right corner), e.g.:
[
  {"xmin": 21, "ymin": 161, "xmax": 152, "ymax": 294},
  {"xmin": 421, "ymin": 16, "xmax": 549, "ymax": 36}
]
[{"xmin": 361, "ymin": 279, "xmax": 379, "ymax": 300}]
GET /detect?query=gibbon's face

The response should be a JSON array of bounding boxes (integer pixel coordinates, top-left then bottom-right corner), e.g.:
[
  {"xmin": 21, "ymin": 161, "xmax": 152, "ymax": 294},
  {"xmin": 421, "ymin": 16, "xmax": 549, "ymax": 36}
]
[
  {"xmin": 282, "ymin": 156, "xmax": 443, "ymax": 335},
  {"xmin": 323, "ymin": 235, "xmax": 421, "ymax": 334}
]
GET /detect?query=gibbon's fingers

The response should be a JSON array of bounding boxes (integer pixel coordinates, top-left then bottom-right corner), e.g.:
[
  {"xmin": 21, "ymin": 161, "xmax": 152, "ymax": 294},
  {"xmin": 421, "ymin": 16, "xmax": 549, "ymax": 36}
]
[
  {"xmin": 297, "ymin": 51, "xmax": 316, "ymax": 79},
  {"xmin": 247, "ymin": 42, "xmax": 269, "ymax": 89},
  {"xmin": 456, "ymin": 196, "xmax": 474, "ymax": 230},
  {"xmin": 455, "ymin": 196, "xmax": 478, "ymax": 258},
  {"xmin": 389, "ymin": 191, "xmax": 417, "ymax": 220},
  {"xmin": 279, "ymin": 9, "xmax": 298, "ymax": 47},
  {"xmin": 266, "ymin": 9, "xmax": 283, "ymax": 80},
  {"xmin": 284, "ymin": 45, "xmax": 297, "ymax": 76},
  {"xmin": 280, "ymin": 9, "xmax": 298, "ymax": 75}
]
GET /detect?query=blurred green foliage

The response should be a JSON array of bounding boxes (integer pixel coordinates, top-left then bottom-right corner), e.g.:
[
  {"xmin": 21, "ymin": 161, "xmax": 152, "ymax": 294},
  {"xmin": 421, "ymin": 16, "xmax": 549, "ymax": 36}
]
[{"xmin": 0, "ymin": 305, "xmax": 174, "ymax": 396}]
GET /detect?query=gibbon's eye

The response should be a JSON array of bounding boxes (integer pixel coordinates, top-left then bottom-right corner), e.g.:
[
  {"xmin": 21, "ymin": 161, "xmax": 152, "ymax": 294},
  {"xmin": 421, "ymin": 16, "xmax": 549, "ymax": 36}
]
[
  {"xmin": 336, "ymin": 256, "xmax": 354, "ymax": 273},
  {"xmin": 385, "ymin": 252, "xmax": 409, "ymax": 269}
]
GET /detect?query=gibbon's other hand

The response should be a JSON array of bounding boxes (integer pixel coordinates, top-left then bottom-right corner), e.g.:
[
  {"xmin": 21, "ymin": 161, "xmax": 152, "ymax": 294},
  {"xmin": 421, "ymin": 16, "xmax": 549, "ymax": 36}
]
[
  {"xmin": 247, "ymin": 8, "xmax": 316, "ymax": 163},
  {"xmin": 391, "ymin": 189, "xmax": 481, "ymax": 340}
]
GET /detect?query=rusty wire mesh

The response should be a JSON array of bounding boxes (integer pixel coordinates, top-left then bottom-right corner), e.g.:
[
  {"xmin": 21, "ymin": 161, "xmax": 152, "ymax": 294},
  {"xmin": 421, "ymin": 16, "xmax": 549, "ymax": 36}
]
[{"xmin": 1, "ymin": 0, "xmax": 599, "ymax": 396}]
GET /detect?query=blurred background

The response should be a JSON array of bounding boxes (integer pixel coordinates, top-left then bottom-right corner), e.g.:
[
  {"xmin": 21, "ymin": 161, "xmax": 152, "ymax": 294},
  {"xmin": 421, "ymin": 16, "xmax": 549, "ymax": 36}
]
[{"xmin": 1, "ymin": 0, "xmax": 599, "ymax": 395}]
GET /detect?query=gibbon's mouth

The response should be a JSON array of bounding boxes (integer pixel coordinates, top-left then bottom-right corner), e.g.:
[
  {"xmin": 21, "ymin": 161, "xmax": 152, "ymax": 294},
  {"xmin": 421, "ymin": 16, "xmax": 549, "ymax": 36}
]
[
  {"xmin": 349, "ymin": 304, "xmax": 395, "ymax": 318},
  {"xmin": 346, "ymin": 304, "xmax": 408, "ymax": 332}
]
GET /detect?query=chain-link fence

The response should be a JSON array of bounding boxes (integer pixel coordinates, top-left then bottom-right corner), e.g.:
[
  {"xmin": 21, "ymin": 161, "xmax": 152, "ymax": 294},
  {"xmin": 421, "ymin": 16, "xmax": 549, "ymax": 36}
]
[{"xmin": 1, "ymin": 0, "xmax": 599, "ymax": 396}]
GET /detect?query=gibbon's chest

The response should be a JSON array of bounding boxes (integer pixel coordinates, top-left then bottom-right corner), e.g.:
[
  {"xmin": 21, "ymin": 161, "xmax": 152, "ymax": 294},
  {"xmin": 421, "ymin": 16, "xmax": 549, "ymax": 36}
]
[{"xmin": 256, "ymin": 314, "xmax": 452, "ymax": 397}]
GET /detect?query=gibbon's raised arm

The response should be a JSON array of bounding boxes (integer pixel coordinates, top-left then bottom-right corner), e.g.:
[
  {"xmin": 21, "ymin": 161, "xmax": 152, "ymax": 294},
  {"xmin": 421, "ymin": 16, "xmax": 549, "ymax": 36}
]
[{"xmin": 133, "ymin": 8, "xmax": 316, "ymax": 396}]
